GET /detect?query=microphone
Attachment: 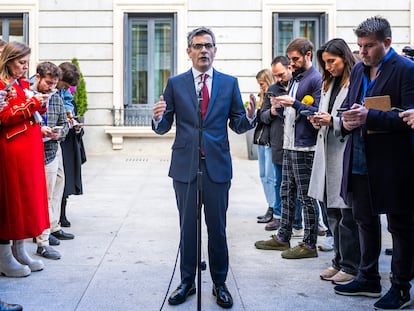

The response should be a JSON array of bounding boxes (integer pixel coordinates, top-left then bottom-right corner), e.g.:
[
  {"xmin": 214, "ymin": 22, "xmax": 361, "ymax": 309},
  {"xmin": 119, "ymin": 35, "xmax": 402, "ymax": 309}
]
[{"xmin": 196, "ymin": 82, "xmax": 203, "ymax": 101}]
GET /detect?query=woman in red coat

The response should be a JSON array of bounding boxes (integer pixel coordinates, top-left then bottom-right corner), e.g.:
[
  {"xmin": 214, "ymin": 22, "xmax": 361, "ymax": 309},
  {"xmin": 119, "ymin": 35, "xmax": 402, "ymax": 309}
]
[{"xmin": 0, "ymin": 42, "xmax": 51, "ymax": 277}]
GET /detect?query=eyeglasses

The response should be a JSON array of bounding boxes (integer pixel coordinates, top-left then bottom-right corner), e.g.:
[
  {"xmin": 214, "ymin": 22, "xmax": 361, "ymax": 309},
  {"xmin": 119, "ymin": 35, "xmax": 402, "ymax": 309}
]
[{"xmin": 191, "ymin": 43, "xmax": 215, "ymax": 50}]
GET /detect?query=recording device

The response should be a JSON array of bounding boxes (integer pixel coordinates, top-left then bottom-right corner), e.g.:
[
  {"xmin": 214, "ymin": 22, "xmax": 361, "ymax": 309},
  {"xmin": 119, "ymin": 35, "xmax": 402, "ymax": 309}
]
[
  {"xmin": 402, "ymin": 46, "xmax": 414, "ymax": 61},
  {"xmin": 299, "ymin": 109, "xmax": 316, "ymax": 116}
]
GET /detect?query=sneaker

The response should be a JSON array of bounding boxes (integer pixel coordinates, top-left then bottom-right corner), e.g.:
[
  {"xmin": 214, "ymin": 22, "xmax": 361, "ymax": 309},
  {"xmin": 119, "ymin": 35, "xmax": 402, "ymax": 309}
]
[
  {"xmin": 281, "ymin": 242, "xmax": 318, "ymax": 259},
  {"xmin": 48, "ymin": 234, "xmax": 60, "ymax": 246},
  {"xmin": 331, "ymin": 270, "xmax": 355, "ymax": 284},
  {"xmin": 291, "ymin": 228, "xmax": 304, "ymax": 238},
  {"xmin": 318, "ymin": 224, "xmax": 327, "ymax": 236},
  {"xmin": 265, "ymin": 218, "xmax": 281, "ymax": 231},
  {"xmin": 36, "ymin": 246, "xmax": 61, "ymax": 260},
  {"xmin": 334, "ymin": 280, "xmax": 381, "ymax": 298},
  {"xmin": 317, "ymin": 236, "xmax": 334, "ymax": 251},
  {"xmin": 374, "ymin": 286, "xmax": 411, "ymax": 310},
  {"xmin": 254, "ymin": 235, "xmax": 290, "ymax": 250},
  {"xmin": 320, "ymin": 266, "xmax": 339, "ymax": 281}
]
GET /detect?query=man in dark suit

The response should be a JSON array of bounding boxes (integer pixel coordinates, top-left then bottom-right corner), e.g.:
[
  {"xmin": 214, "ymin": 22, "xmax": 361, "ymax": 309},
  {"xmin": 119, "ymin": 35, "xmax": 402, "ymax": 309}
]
[
  {"xmin": 333, "ymin": 16, "xmax": 414, "ymax": 310},
  {"xmin": 152, "ymin": 27, "xmax": 256, "ymax": 309}
]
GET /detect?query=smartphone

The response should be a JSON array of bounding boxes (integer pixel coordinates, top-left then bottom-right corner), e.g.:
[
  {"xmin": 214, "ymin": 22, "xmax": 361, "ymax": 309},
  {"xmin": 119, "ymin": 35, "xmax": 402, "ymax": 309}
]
[
  {"xmin": 391, "ymin": 107, "xmax": 405, "ymax": 113},
  {"xmin": 52, "ymin": 125, "xmax": 63, "ymax": 133},
  {"xmin": 3, "ymin": 80, "xmax": 16, "ymax": 91},
  {"xmin": 300, "ymin": 110, "xmax": 316, "ymax": 116},
  {"xmin": 336, "ymin": 107, "xmax": 349, "ymax": 116}
]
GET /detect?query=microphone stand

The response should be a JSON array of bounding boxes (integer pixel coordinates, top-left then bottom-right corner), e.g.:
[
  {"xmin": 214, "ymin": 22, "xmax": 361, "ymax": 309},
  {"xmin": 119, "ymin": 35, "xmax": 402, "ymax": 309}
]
[{"xmin": 196, "ymin": 87, "xmax": 205, "ymax": 311}]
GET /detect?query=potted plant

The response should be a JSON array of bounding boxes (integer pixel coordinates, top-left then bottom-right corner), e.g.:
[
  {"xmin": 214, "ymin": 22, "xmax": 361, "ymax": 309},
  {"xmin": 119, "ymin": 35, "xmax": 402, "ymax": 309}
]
[{"xmin": 71, "ymin": 58, "xmax": 87, "ymax": 122}]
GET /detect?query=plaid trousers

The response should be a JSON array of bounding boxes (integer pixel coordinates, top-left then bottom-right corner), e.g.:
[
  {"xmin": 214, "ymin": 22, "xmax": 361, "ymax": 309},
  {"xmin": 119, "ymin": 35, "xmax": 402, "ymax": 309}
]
[{"xmin": 278, "ymin": 150, "xmax": 318, "ymax": 246}]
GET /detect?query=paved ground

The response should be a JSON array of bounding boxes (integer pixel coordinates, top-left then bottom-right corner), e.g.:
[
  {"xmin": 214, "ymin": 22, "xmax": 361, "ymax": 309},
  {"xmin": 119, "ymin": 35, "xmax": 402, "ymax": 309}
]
[{"xmin": 0, "ymin": 148, "xmax": 412, "ymax": 311}]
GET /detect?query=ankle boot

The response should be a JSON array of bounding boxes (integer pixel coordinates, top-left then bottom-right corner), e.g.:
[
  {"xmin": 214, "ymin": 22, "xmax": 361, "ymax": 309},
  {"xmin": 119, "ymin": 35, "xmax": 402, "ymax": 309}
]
[
  {"xmin": 0, "ymin": 244, "xmax": 30, "ymax": 277},
  {"xmin": 60, "ymin": 196, "xmax": 71, "ymax": 228},
  {"xmin": 12, "ymin": 240, "xmax": 44, "ymax": 272},
  {"xmin": 257, "ymin": 207, "xmax": 273, "ymax": 219},
  {"xmin": 0, "ymin": 299, "xmax": 22, "ymax": 311},
  {"xmin": 257, "ymin": 207, "xmax": 273, "ymax": 223}
]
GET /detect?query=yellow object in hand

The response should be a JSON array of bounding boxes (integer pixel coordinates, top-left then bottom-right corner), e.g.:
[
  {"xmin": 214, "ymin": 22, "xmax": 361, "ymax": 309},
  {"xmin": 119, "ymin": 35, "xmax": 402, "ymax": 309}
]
[{"xmin": 301, "ymin": 95, "xmax": 314, "ymax": 105}]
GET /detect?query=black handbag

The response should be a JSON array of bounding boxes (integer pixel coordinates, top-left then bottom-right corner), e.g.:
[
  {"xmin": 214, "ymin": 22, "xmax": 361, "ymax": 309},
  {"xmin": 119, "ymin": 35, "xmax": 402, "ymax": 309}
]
[{"xmin": 253, "ymin": 121, "xmax": 270, "ymax": 146}]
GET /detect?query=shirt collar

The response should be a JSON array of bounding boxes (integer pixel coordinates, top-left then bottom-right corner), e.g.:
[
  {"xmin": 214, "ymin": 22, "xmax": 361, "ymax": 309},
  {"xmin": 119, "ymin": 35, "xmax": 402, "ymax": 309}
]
[{"xmin": 192, "ymin": 67, "xmax": 213, "ymax": 80}]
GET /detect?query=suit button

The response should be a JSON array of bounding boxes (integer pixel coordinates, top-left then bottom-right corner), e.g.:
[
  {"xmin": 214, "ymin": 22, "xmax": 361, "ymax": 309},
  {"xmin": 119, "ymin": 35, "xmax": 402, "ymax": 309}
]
[{"xmin": 340, "ymin": 138, "xmax": 345, "ymax": 143}]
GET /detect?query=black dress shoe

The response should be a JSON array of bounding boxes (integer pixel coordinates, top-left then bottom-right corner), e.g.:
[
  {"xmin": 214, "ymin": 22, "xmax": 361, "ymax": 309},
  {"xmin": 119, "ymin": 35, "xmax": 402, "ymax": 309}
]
[
  {"xmin": 168, "ymin": 283, "xmax": 196, "ymax": 305},
  {"xmin": 213, "ymin": 283, "xmax": 233, "ymax": 309},
  {"xmin": 0, "ymin": 299, "xmax": 23, "ymax": 311},
  {"xmin": 51, "ymin": 229, "xmax": 74, "ymax": 240}
]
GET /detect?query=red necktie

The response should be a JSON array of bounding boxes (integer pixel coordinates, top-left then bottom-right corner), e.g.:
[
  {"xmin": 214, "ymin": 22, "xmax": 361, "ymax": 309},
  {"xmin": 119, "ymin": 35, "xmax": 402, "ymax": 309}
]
[{"xmin": 201, "ymin": 73, "xmax": 209, "ymax": 119}]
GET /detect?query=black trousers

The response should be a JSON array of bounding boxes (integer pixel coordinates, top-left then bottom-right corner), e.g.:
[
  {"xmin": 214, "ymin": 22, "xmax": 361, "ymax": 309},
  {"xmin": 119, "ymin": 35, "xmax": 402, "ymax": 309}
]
[{"xmin": 351, "ymin": 174, "xmax": 414, "ymax": 290}]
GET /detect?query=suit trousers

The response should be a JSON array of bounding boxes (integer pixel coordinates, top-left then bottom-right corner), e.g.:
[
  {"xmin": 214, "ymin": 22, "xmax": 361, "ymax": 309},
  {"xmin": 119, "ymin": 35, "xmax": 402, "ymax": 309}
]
[
  {"xmin": 37, "ymin": 145, "xmax": 65, "ymax": 246},
  {"xmin": 351, "ymin": 174, "xmax": 414, "ymax": 290},
  {"xmin": 173, "ymin": 160, "xmax": 230, "ymax": 286},
  {"xmin": 327, "ymin": 207, "xmax": 360, "ymax": 275}
]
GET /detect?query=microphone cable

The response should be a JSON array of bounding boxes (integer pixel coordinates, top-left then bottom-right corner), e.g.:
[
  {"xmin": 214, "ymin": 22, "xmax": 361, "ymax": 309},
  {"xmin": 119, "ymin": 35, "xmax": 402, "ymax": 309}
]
[{"xmin": 158, "ymin": 87, "xmax": 205, "ymax": 310}]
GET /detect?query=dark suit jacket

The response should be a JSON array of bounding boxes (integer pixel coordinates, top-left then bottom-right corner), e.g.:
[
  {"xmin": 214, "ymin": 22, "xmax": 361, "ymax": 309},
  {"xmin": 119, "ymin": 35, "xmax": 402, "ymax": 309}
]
[
  {"xmin": 341, "ymin": 50, "xmax": 414, "ymax": 214},
  {"xmin": 260, "ymin": 82, "xmax": 286, "ymax": 165},
  {"xmin": 153, "ymin": 68, "xmax": 255, "ymax": 183}
]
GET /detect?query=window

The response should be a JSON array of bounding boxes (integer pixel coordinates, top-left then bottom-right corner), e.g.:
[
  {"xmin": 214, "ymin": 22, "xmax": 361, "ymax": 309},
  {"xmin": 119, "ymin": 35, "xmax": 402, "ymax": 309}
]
[
  {"xmin": 124, "ymin": 13, "xmax": 176, "ymax": 126},
  {"xmin": 0, "ymin": 13, "xmax": 28, "ymax": 43},
  {"xmin": 273, "ymin": 13, "xmax": 328, "ymax": 63}
]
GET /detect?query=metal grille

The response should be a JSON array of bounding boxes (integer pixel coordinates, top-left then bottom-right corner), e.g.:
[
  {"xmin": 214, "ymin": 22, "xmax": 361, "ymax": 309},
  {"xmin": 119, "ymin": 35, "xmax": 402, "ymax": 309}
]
[{"xmin": 123, "ymin": 106, "xmax": 153, "ymax": 126}]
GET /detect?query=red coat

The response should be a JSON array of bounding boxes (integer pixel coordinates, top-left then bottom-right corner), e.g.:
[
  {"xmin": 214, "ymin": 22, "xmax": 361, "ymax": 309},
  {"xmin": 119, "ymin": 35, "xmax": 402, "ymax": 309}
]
[{"xmin": 0, "ymin": 79, "xmax": 50, "ymax": 240}]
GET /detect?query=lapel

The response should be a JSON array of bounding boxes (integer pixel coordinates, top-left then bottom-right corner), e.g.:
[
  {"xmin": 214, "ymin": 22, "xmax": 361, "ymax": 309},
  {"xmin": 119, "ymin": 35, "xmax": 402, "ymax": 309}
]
[
  {"xmin": 321, "ymin": 81, "xmax": 348, "ymax": 113},
  {"xmin": 183, "ymin": 69, "xmax": 200, "ymax": 111},
  {"xmin": 350, "ymin": 65, "xmax": 364, "ymax": 104},
  {"xmin": 371, "ymin": 54, "xmax": 396, "ymax": 95}
]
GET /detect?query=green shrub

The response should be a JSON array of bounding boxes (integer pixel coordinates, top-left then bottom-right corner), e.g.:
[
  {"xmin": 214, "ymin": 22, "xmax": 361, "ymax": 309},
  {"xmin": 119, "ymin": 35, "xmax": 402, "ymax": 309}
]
[{"xmin": 71, "ymin": 58, "xmax": 88, "ymax": 117}]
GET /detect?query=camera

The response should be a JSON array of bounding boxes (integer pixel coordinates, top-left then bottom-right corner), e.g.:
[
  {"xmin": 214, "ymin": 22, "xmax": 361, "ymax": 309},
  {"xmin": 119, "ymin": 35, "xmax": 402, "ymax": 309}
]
[{"xmin": 402, "ymin": 46, "xmax": 414, "ymax": 61}]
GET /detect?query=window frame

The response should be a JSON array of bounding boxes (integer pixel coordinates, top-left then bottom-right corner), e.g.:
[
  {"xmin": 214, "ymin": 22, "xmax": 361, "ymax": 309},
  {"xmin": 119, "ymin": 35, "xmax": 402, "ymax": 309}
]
[
  {"xmin": 273, "ymin": 12, "xmax": 328, "ymax": 63},
  {"xmin": 123, "ymin": 13, "xmax": 177, "ymax": 108},
  {"xmin": 0, "ymin": 12, "xmax": 29, "ymax": 43}
]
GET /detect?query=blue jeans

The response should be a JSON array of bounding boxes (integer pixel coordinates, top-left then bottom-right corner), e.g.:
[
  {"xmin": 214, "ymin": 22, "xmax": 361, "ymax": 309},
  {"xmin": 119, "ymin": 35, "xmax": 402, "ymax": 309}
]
[
  {"xmin": 258, "ymin": 145, "xmax": 276, "ymax": 207},
  {"xmin": 273, "ymin": 163, "xmax": 282, "ymax": 218}
]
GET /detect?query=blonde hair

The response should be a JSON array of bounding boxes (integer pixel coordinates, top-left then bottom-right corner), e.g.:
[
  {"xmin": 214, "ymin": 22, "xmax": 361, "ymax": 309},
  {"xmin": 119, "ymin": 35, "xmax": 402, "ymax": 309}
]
[
  {"xmin": 255, "ymin": 68, "xmax": 274, "ymax": 109},
  {"xmin": 0, "ymin": 41, "xmax": 31, "ymax": 83}
]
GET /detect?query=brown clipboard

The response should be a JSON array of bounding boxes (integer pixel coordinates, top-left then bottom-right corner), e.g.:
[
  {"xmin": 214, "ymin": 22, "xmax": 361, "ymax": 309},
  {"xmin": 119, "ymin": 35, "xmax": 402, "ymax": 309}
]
[
  {"xmin": 364, "ymin": 95, "xmax": 391, "ymax": 111},
  {"xmin": 364, "ymin": 95, "xmax": 391, "ymax": 134}
]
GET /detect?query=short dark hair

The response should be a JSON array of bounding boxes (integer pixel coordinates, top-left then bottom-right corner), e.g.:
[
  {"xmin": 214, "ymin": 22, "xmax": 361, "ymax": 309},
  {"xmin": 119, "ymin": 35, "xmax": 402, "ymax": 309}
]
[
  {"xmin": 286, "ymin": 37, "xmax": 314, "ymax": 57},
  {"xmin": 354, "ymin": 16, "xmax": 392, "ymax": 41},
  {"xmin": 58, "ymin": 62, "xmax": 80, "ymax": 86},
  {"xmin": 36, "ymin": 61, "xmax": 62, "ymax": 80},
  {"xmin": 187, "ymin": 27, "xmax": 216, "ymax": 47},
  {"xmin": 271, "ymin": 55, "xmax": 290, "ymax": 67}
]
